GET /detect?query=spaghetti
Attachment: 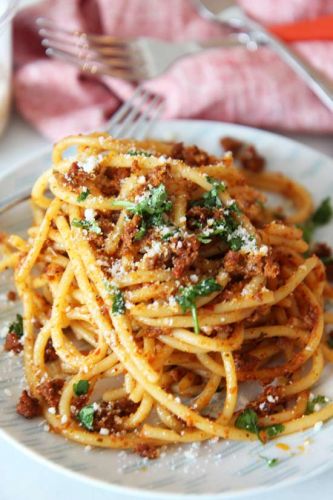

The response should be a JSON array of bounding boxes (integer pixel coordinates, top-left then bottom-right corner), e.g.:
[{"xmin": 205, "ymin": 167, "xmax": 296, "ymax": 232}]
[{"xmin": 1, "ymin": 132, "xmax": 333, "ymax": 456}]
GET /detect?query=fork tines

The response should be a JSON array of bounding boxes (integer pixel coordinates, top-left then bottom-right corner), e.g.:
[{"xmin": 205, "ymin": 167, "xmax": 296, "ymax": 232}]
[
  {"xmin": 37, "ymin": 17, "xmax": 144, "ymax": 81},
  {"xmin": 107, "ymin": 86, "xmax": 165, "ymax": 139}
]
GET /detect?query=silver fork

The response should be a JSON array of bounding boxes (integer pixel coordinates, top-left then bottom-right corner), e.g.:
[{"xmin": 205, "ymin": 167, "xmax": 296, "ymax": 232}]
[
  {"xmin": 0, "ymin": 86, "xmax": 165, "ymax": 215},
  {"xmin": 37, "ymin": 17, "xmax": 248, "ymax": 81}
]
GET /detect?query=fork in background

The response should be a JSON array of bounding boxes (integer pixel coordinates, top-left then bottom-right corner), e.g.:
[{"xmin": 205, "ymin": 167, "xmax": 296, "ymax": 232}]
[
  {"xmin": 0, "ymin": 86, "xmax": 165, "ymax": 214},
  {"xmin": 37, "ymin": 17, "xmax": 247, "ymax": 81}
]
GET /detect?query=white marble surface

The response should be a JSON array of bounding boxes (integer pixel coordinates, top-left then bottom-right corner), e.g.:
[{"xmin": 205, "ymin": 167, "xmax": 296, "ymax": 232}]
[{"xmin": 0, "ymin": 112, "xmax": 332, "ymax": 500}]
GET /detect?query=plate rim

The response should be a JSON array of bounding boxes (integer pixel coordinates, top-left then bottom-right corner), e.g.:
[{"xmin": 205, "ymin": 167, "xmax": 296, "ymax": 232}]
[{"xmin": 1, "ymin": 119, "xmax": 333, "ymax": 499}]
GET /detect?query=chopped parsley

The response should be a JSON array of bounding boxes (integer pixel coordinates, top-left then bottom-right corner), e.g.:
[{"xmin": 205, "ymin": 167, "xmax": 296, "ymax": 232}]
[
  {"xmin": 76, "ymin": 188, "xmax": 90, "ymax": 202},
  {"xmin": 301, "ymin": 197, "xmax": 332, "ymax": 243},
  {"xmin": 320, "ymin": 255, "xmax": 333, "ymax": 265},
  {"xmin": 259, "ymin": 423, "xmax": 285, "ymax": 443},
  {"xmin": 228, "ymin": 201, "xmax": 242, "ymax": 215},
  {"xmin": 73, "ymin": 380, "xmax": 89, "ymax": 396},
  {"xmin": 192, "ymin": 176, "xmax": 226, "ymax": 209},
  {"xmin": 305, "ymin": 394, "xmax": 329, "ymax": 414},
  {"xmin": 9, "ymin": 314, "xmax": 24, "ymax": 338},
  {"xmin": 78, "ymin": 404, "xmax": 95, "ymax": 430},
  {"xmin": 264, "ymin": 423, "xmax": 285, "ymax": 438},
  {"xmin": 175, "ymin": 278, "xmax": 222, "ymax": 334},
  {"xmin": 235, "ymin": 408, "xmax": 285, "ymax": 442},
  {"xmin": 161, "ymin": 227, "xmax": 180, "ymax": 241},
  {"xmin": 72, "ymin": 218, "xmax": 101, "ymax": 234},
  {"xmin": 134, "ymin": 220, "xmax": 148, "ymax": 241},
  {"xmin": 112, "ymin": 287, "xmax": 126, "ymax": 315},
  {"xmin": 235, "ymin": 408, "xmax": 259, "ymax": 435},
  {"xmin": 104, "ymin": 280, "xmax": 126, "ymax": 315},
  {"xmin": 111, "ymin": 184, "xmax": 173, "ymax": 240},
  {"xmin": 197, "ymin": 212, "xmax": 253, "ymax": 253},
  {"xmin": 259, "ymin": 455, "xmax": 279, "ymax": 468},
  {"xmin": 126, "ymin": 150, "xmax": 152, "ymax": 157}
]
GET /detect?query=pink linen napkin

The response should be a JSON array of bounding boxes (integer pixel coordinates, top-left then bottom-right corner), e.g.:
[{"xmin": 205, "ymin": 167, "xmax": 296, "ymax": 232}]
[{"xmin": 14, "ymin": 0, "xmax": 333, "ymax": 140}]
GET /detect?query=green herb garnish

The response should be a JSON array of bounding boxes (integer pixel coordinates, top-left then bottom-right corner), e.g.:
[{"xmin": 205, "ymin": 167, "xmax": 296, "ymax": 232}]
[
  {"xmin": 197, "ymin": 213, "xmax": 253, "ymax": 252},
  {"xmin": 235, "ymin": 409, "xmax": 284, "ymax": 441},
  {"xmin": 235, "ymin": 408, "xmax": 260, "ymax": 435},
  {"xmin": 327, "ymin": 336, "xmax": 333, "ymax": 349},
  {"xmin": 320, "ymin": 256, "xmax": 333, "ymax": 266},
  {"xmin": 112, "ymin": 287, "xmax": 126, "ymax": 315},
  {"xmin": 77, "ymin": 188, "xmax": 90, "ymax": 202},
  {"xmin": 175, "ymin": 278, "xmax": 222, "ymax": 334},
  {"xmin": 228, "ymin": 201, "xmax": 242, "ymax": 215},
  {"xmin": 78, "ymin": 404, "xmax": 95, "ymax": 430},
  {"xmin": 197, "ymin": 217, "xmax": 236, "ymax": 245},
  {"xmin": 192, "ymin": 176, "xmax": 226, "ymax": 209},
  {"xmin": 259, "ymin": 423, "xmax": 285, "ymax": 442},
  {"xmin": 72, "ymin": 218, "xmax": 101, "ymax": 234},
  {"xmin": 301, "ymin": 197, "xmax": 332, "ymax": 243},
  {"xmin": 73, "ymin": 380, "xmax": 89, "ymax": 396},
  {"xmin": 126, "ymin": 150, "xmax": 152, "ymax": 157},
  {"xmin": 111, "ymin": 184, "xmax": 173, "ymax": 240},
  {"xmin": 9, "ymin": 314, "xmax": 24, "ymax": 338},
  {"xmin": 161, "ymin": 227, "xmax": 179, "ymax": 241},
  {"xmin": 264, "ymin": 423, "xmax": 285, "ymax": 438},
  {"xmin": 259, "ymin": 455, "xmax": 279, "ymax": 468},
  {"xmin": 104, "ymin": 281, "xmax": 126, "ymax": 315},
  {"xmin": 305, "ymin": 394, "xmax": 329, "ymax": 414}
]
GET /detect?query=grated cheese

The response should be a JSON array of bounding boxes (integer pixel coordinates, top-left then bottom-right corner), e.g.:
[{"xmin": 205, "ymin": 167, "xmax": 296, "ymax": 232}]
[{"xmin": 84, "ymin": 208, "xmax": 96, "ymax": 222}]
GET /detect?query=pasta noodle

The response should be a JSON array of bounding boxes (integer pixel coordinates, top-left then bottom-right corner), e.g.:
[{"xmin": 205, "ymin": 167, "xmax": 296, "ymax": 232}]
[{"xmin": 2, "ymin": 132, "xmax": 333, "ymax": 457}]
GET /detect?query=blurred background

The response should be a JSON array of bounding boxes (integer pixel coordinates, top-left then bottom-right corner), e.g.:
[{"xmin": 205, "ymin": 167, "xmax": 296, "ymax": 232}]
[{"xmin": 0, "ymin": 0, "xmax": 333, "ymax": 164}]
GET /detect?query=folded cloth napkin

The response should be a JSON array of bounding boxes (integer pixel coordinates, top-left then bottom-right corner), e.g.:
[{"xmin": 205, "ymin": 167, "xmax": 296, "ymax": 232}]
[{"xmin": 14, "ymin": 0, "xmax": 333, "ymax": 140}]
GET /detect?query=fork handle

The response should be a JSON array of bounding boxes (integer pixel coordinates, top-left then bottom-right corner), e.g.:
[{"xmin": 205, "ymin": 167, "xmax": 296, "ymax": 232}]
[{"xmin": 238, "ymin": 16, "xmax": 333, "ymax": 113}]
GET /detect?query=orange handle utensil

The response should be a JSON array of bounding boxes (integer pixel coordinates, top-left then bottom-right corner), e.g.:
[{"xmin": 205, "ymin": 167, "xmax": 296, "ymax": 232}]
[{"xmin": 269, "ymin": 15, "xmax": 333, "ymax": 42}]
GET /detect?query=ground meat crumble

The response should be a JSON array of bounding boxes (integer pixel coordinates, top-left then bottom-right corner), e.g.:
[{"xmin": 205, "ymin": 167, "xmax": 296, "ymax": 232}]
[
  {"xmin": 134, "ymin": 443, "xmax": 160, "ymax": 459},
  {"xmin": 16, "ymin": 390, "xmax": 41, "ymax": 419},
  {"xmin": 38, "ymin": 378, "xmax": 65, "ymax": 410},
  {"xmin": 4, "ymin": 332, "xmax": 23, "ymax": 354},
  {"xmin": 44, "ymin": 338, "xmax": 58, "ymax": 362},
  {"xmin": 221, "ymin": 136, "xmax": 266, "ymax": 173}
]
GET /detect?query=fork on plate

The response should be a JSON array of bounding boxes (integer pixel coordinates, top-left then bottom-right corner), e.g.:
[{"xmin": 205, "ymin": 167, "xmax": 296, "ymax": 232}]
[
  {"xmin": 0, "ymin": 86, "xmax": 165, "ymax": 214},
  {"xmin": 37, "ymin": 17, "xmax": 249, "ymax": 81}
]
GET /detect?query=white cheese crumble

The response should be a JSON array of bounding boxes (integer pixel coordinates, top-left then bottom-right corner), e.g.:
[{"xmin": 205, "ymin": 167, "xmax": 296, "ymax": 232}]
[
  {"xmin": 110, "ymin": 259, "xmax": 124, "ymax": 278},
  {"xmin": 137, "ymin": 175, "xmax": 146, "ymax": 185},
  {"xmin": 99, "ymin": 427, "xmax": 110, "ymax": 436},
  {"xmin": 313, "ymin": 421, "xmax": 323, "ymax": 433},
  {"xmin": 48, "ymin": 407, "xmax": 56, "ymax": 415},
  {"xmin": 61, "ymin": 415, "xmax": 68, "ymax": 424},
  {"xmin": 77, "ymin": 154, "xmax": 103, "ymax": 173},
  {"xmin": 258, "ymin": 245, "xmax": 269, "ymax": 256},
  {"xmin": 228, "ymin": 226, "xmax": 257, "ymax": 254},
  {"xmin": 84, "ymin": 208, "xmax": 96, "ymax": 222},
  {"xmin": 168, "ymin": 296, "xmax": 177, "ymax": 306},
  {"xmin": 146, "ymin": 241, "xmax": 162, "ymax": 258}
]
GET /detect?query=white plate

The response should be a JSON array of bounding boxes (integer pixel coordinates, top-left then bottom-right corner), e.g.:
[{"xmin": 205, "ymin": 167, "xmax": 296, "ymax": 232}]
[{"xmin": 1, "ymin": 120, "xmax": 333, "ymax": 500}]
